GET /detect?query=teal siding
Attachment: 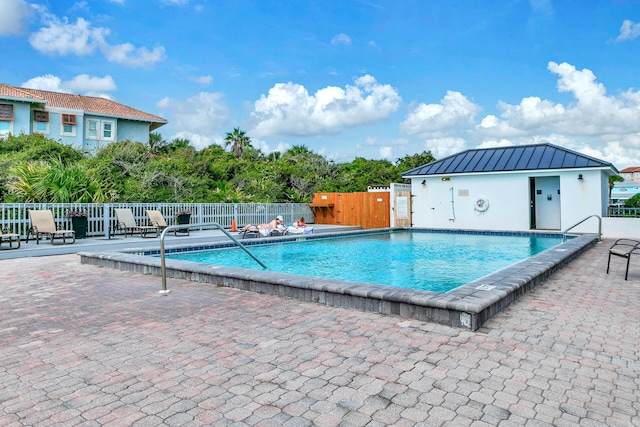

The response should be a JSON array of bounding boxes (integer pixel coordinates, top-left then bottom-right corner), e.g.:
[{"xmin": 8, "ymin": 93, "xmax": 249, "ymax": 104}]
[{"xmin": 116, "ymin": 120, "xmax": 150, "ymax": 143}]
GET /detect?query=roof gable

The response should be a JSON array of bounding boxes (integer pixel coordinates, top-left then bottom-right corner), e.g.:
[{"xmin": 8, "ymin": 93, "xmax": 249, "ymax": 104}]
[
  {"xmin": 403, "ymin": 143, "xmax": 617, "ymax": 177},
  {"xmin": 0, "ymin": 83, "xmax": 166, "ymax": 124}
]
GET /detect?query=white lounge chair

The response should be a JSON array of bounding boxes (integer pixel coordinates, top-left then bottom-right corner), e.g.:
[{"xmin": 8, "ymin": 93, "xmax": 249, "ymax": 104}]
[{"xmin": 27, "ymin": 210, "xmax": 75, "ymax": 245}]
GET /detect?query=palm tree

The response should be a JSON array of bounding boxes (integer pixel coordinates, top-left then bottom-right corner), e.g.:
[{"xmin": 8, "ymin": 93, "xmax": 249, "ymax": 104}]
[
  {"xmin": 224, "ymin": 127, "xmax": 252, "ymax": 158},
  {"xmin": 609, "ymin": 174, "xmax": 624, "ymax": 200}
]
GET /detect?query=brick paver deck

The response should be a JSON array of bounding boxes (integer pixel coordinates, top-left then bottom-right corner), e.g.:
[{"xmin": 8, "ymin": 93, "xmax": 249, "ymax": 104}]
[{"xmin": 0, "ymin": 239, "xmax": 638, "ymax": 426}]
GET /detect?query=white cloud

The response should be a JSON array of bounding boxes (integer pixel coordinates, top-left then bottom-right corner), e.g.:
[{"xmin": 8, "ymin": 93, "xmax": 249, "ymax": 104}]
[
  {"xmin": 617, "ymin": 20, "xmax": 640, "ymax": 41},
  {"xmin": 399, "ymin": 91, "xmax": 481, "ymax": 138},
  {"xmin": 250, "ymin": 75, "xmax": 401, "ymax": 137},
  {"xmin": 0, "ymin": 0, "xmax": 32, "ymax": 35},
  {"xmin": 65, "ymin": 74, "xmax": 117, "ymax": 93},
  {"xmin": 251, "ymin": 138, "xmax": 291, "ymax": 156},
  {"xmin": 71, "ymin": 2, "xmax": 90, "ymax": 12},
  {"xmin": 379, "ymin": 146, "xmax": 392, "ymax": 159},
  {"xmin": 170, "ymin": 131, "xmax": 224, "ymax": 150},
  {"xmin": 187, "ymin": 75, "xmax": 213, "ymax": 86},
  {"xmin": 477, "ymin": 139, "xmax": 513, "ymax": 149},
  {"xmin": 100, "ymin": 42, "xmax": 166, "ymax": 67},
  {"xmin": 365, "ymin": 136, "xmax": 378, "ymax": 146},
  {"xmin": 21, "ymin": 74, "xmax": 117, "ymax": 98},
  {"xmin": 28, "ymin": 7, "xmax": 165, "ymax": 67},
  {"xmin": 158, "ymin": 92, "xmax": 230, "ymax": 149},
  {"xmin": 29, "ymin": 16, "xmax": 102, "ymax": 56},
  {"xmin": 399, "ymin": 61, "xmax": 640, "ymax": 167},
  {"xmin": 331, "ymin": 33, "xmax": 352, "ymax": 46},
  {"xmin": 424, "ymin": 137, "xmax": 468, "ymax": 159},
  {"xmin": 22, "ymin": 75, "xmax": 66, "ymax": 92}
]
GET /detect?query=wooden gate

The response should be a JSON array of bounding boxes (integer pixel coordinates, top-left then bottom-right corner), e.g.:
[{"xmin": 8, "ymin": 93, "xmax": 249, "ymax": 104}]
[
  {"xmin": 310, "ymin": 192, "xmax": 390, "ymax": 229},
  {"xmin": 391, "ymin": 183, "xmax": 412, "ymax": 227}
]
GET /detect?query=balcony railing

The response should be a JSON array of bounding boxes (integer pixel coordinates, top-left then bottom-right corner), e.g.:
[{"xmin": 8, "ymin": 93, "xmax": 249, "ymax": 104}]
[
  {"xmin": 0, "ymin": 203, "xmax": 314, "ymax": 239},
  {"xmin": 607, "ymin": 206, "xmax": 640, "ymax": 218}
]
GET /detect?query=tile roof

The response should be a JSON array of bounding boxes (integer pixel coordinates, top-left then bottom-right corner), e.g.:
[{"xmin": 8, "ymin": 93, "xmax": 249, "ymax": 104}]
[
  {"xmin": 403, "ymin": 143, "xmax": 617, "ymax": 177},
  {"xmin": 0, "ymin": 83, "xmax": 166, "ymax": 125},
  {"xmin": 619, "ymin": 167, "xmax": 640, "ymax": 173}
]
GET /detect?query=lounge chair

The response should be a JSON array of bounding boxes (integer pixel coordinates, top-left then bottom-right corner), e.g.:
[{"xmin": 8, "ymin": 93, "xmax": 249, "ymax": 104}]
[
  {"xmin": 113, "ymin": 208, "xmax": 158, "ymax": 238},
  {"xmin": 607, "ymin": 238, "xmax": 640, "ymax": 280},
  {"xmin": 26, "ymin": 210, "xmax": 75, "ymax": 245},
  {"xmin": 286, "ymin": 225, "xmax": 314, "ymax": 235},
  {"xmin": 240, "ymin": 226, "xmax": 285, "ymax": 239},
  {"xmin": 146, "ymin": 210, "xmax": 168, "ymax": 231},
  {"xmin": 0, "ymin": 228, "xmax": 20, "ymax": 249},
  {"xmin": 146, "ymin": 210, "xmax": 189, "ymax": 236}
]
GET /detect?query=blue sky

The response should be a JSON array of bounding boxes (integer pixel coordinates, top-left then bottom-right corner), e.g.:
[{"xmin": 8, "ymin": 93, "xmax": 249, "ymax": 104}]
[{"xmin": 2, "ymin": 0, "xmax": 640, "ymax": 168}]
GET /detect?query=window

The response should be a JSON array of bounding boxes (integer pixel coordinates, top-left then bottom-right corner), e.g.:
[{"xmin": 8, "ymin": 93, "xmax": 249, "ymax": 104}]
[
  {"xmin": 0, "ymin": 104, "xmax": 13, "ymax": 120},
  {"xmin": 103, "ymin": 121, "xmax": 113, "ymax": 139},
  {"xmin": 635, "ymin": 172, "xmax": 640, "ymax": 179},
  {"xmin": 62, "ymin": 114, "xmax": 76, "ymax": 125},
  {"xmin": 87, "ymin": 120, "xmax": 98, "ymax": 138},
  {"xmin": 32, "ymin": 110, "xmax": 49, "ymax": 134},
  {"xmin": 0, "ymin": 121, "xmax": 11, "ymax": 135},
  {"xmin": 0, "ymin": 104, "xmax": 13, "ymax": 135},
  {"xmin": 626, "ymin": 173, "xmax": 631, "ymax": 179},
  {"xmin": 34, "ymin": 110, "xmax": 49, "ymax": 122},
  {"xmin": 86, "ymin": 119, "xmax": 116, "ymax": 142},
  {"xmin": 61, "ymin": 114, "xmax": 77, "ymax": 137}
]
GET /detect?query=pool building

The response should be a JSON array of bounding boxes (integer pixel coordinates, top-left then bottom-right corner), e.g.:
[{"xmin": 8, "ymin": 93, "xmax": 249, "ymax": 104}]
[{"xmin": 403, "ymin": 143, "xmax": 618, "ymax": 233}]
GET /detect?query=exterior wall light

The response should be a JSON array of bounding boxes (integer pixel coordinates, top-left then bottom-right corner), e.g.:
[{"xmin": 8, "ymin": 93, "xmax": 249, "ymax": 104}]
[
  {"xmin": 578, "ymin": 174, "xmax": 584, "ymax": 180},
  {"xmin": 421, "ymin": 180, "xmax": 426, "ymax": 185}
]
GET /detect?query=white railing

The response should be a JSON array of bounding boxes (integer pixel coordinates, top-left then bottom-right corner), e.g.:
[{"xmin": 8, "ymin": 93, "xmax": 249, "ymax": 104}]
[
  {"xmin": 0, "ymin": 203, "xmax": 314, "ymax": 238},
  {"xmin": 608, "ymin": 206, "xmax": 640, "ymax": 218}
]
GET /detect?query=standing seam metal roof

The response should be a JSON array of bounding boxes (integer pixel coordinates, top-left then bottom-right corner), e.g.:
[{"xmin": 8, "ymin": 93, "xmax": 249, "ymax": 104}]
[{"xmin": 402, "ymin": 143, "xmax": 617, "ymax": 177}]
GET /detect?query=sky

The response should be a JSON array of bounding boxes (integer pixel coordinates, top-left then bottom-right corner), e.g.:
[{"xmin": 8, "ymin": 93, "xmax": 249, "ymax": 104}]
[{"xmin": 1, "ymin": 0, "xmax": 640, "ymax": 168}]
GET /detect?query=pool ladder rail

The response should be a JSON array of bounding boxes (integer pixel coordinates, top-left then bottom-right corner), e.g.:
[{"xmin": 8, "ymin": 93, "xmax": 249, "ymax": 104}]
[
  {"xmin": 562, "ymin": 215, "xmax": 601, "ymax": 243},
  {"xmin": 159, "ymin": 222, "xmax": 267, "ymax": 295}
]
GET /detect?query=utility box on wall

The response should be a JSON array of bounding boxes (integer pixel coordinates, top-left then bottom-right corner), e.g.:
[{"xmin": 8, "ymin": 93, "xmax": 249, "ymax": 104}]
[{"xmin": 310, "ymin": 192, "xmax": 390, "ymax": 229}]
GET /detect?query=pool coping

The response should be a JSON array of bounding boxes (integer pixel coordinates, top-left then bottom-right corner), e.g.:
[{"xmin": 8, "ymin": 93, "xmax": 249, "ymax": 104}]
[{"xmin": 78, "ymin": 228, "xmax": 599, "ymax": 330}]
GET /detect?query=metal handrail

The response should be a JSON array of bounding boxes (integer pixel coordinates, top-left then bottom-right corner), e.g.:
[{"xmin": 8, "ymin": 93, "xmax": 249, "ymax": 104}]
[
  {"xmin": 562, "ymin": 215, "xmax": 602, "ymax": 242},
  {"xmin": 159, "ymin": 222, "xmax": 267, "ymax": 295}
]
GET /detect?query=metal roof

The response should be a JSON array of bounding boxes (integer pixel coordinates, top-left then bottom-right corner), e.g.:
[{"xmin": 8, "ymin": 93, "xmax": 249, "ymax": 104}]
[{"xmin": 402, "ymin": 143, "xmax": 617, "ymax": 177}]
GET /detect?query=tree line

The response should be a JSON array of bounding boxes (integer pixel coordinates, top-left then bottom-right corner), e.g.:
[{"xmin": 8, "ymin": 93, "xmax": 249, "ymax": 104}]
[{"xmin": 0, "ymin": 130, "xmax": 435, "ymax": 204}]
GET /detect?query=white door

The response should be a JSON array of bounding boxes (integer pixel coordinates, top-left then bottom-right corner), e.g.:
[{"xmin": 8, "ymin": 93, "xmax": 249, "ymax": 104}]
[{"xmin": 532, "ymin": 176, "xmax": 561, "ymax": 230}]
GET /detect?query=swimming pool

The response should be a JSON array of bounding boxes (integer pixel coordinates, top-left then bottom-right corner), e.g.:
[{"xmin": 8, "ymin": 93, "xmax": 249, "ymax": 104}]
[
  {"xmin": 79, "ymin": 228, "xmax": 599, "ymax": 330},
  {"xmin": 164, "ymin": 231, "xmax": 563, "ymax": 292}
]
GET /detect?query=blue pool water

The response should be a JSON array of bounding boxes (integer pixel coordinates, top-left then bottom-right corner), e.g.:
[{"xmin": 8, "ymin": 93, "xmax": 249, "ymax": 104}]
[{"xmin": 165, "ymin": 231, "xmax": 563, "ymax": 293}]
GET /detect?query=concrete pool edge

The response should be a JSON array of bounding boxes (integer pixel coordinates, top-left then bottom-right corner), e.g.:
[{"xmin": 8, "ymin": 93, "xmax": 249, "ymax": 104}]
[{"xmin": 78, "ymin": 231, "xmax": 599, "ymax": 330}]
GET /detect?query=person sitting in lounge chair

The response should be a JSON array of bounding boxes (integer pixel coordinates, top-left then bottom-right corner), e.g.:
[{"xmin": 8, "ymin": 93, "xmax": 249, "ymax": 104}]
[
  {"xmin": 287, "ymin": 216, "xmax": 314, "ymax": 234},
  {"xmin": 240, "ymin": 215, "xmax": 286, "ymax": 237}
]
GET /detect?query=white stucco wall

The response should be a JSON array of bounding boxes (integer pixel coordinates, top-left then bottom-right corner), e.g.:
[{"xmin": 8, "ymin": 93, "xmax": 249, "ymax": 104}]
[
  {"xmin": 602, "ymin": 218, "xmax": 640, "ymax": 239},
  {"xmin": 411, "ymin": 168, "xmax": 609, "ymax": 232}
]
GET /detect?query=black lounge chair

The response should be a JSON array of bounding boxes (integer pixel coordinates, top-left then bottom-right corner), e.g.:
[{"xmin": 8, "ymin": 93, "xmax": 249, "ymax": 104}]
[{"xmin": 606, "ymin": 238, "xmax": 640, "ymax": 280}]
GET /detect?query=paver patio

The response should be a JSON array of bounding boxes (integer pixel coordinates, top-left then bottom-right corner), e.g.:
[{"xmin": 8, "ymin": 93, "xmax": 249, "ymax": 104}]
[{"xmin": 0, "ymin": 239, "xmax": 638, "ymax": 426}]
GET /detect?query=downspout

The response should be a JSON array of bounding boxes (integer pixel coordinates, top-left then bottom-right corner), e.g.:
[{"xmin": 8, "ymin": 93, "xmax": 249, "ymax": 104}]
[{"xmin": 450, "ymin": 187, "xmax": 456, "ymax": 222}]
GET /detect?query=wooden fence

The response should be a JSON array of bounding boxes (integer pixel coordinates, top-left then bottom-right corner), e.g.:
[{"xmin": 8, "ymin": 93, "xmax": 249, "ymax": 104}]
[
  {"xmin": 310, "ymin": 192, "xmax": 390, "ymax": 229},
  {"xmin": 0, "ymin": 203, "xmax": 313, "ymax": 239}
]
